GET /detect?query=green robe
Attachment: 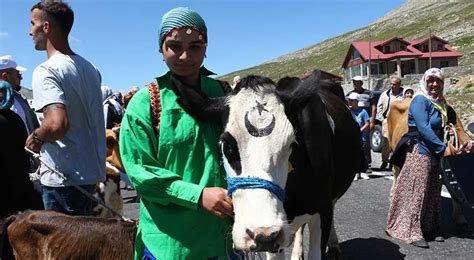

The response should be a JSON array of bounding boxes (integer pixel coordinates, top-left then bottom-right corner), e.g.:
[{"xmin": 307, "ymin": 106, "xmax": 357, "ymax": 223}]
[{"xmin": 120, "ymin": 70, "xmax": 232, "ymax": 260}]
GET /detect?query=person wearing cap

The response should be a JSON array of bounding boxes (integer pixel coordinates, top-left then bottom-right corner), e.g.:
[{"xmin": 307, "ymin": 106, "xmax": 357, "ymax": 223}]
[
  {"xmin": 347, "ymin": 75, "xmax": 376, "ymax": 173},
  {"xmin": 348, "ymin": 92, "xmax": 370, "ymax": 180},
  {"xmin": 0, "ymin": 55, "xmax": 39, "ymax": 134},
  {"xmin": 26, "ymin": 1, "xmax": 105, "ymax": 216},
  {"xmin": 119, "ymin": 7, "xmax": 235, "ymax": 259},
  {"xmin": 403, "ymin": 87, "xmax": 414, "ymax": 99},
  {"xmin": 376, "ymin": 75, "xmax": 405, "ymax": 170},
  {"xmin": 0, "ymin": 80, "xmax": 43, "ymax": 218},
  {"xmin": 387, "ymin": 68, "xmax": 459, "ymax": 248}
]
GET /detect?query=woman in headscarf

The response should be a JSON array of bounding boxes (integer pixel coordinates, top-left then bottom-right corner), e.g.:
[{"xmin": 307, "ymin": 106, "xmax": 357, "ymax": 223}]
[
  {"xmin": 0, "ymin": 80, "xmax": 43, "ymax": 218},
  {"xmin": 101, "ymin": 85, "xmax": 124, "ymax": 129},
  {"xmin": 386, "ymin": 68, "xmax": 458, "ymax": 248},
  {"xmin": 119, "ymin": 7, "xmax": 235, "ymax": 259}
]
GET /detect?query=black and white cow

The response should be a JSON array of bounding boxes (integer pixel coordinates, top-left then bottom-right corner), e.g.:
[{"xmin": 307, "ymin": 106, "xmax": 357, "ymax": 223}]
[{"xmin": 171, "ymin": 70, "xmax": 362, "ymax": 259}]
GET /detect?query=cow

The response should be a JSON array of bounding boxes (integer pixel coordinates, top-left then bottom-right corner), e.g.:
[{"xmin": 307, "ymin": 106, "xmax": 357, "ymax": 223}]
[
  {"xmin": 93, "ymin": 130, "xmax": 126, "ymax": 217},
  {"xmin": 0, "ymin": 210, "xmax": 136, "ymax": 260},
  {"xmin": 171, "ymin": 71, "xmax": 362, "ymax": 259},
  {"xmin": 387, "ymin": 98, "xmax": 473, "ymax": 232}
]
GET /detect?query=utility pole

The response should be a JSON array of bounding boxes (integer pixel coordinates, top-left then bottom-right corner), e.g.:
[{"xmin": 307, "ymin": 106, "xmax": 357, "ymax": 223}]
[
  {"xmin": 368, "ymin": 26, "xmax": 372, "ymax": 90},
  {"xmin": 429, "ymin": 28, "xmax": 432, "ymax": 68}
]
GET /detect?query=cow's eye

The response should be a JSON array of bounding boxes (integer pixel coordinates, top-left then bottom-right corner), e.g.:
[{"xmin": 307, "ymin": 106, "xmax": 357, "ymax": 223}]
[{"xmin": 220, "ymin": 131, "xmax": 242, "ymax": 175}]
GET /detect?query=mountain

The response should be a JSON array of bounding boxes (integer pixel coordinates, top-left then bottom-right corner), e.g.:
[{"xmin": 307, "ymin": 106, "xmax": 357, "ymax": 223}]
[{"xmin": 219, "ymin": 0, "xmax": 474, "ymax": 83}]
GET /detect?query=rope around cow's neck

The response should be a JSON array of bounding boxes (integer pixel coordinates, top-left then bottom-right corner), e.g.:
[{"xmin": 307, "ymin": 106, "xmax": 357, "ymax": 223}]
[
  {"xmin": 227, "ymin": 177, "xmax": 286, "ymax": 202},
  {"xmin": 24, "ymin": 147, "xmax": 130, "ymax": 222}
]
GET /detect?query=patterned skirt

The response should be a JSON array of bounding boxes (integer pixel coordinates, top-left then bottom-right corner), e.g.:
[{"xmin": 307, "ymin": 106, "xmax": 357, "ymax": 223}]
[{"xmin": 386, "ymin": 145, "xmax": 442, "ymax": 243}]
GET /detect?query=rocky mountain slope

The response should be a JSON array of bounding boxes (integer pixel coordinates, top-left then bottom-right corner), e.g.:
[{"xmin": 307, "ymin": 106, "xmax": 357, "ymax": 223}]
[{"xmin": 219, "ymin": 0, "xmax": 474, "ymax": 83}]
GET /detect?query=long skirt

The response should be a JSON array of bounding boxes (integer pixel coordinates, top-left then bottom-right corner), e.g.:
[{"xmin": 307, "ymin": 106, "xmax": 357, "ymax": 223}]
[{"xmin": 386, "ymin": 145, "xmax": 442, "ymax": 243}]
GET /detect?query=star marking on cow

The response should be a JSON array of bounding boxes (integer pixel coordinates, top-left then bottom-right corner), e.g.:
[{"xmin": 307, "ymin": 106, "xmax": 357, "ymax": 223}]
[{"xmin": 255, "ymin": 101, "xmax": 268, "ymax": 116}]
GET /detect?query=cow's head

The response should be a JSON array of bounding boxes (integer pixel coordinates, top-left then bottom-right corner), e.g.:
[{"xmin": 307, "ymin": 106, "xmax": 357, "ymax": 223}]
[{"xmin": 172, "ymin": 73, "xmax": 328, "ymax": 252}]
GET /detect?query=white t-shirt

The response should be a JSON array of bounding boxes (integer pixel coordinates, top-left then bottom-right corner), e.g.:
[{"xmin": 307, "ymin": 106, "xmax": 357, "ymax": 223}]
[{"xmin": 32, "ymin": 54, "xmax": 106, "ymax": 187}]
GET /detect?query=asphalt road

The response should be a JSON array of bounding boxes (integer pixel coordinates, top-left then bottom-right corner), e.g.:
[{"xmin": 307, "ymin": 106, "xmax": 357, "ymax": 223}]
[{"xmin": 121, "ymin": 152, "xmax": 474, "ymax": 259}]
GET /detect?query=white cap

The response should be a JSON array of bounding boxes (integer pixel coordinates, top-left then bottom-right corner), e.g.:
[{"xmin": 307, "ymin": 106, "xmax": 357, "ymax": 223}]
[
  {"xmin": 347, "ymin": 92, "xmax": 360, "ymax": 101},
  {"xmin": 0, "ymin": 55, "xmax": 27, "ymax": 72},
  {"xmin": 352, "ymin": 75, "xmax": 363, "ymax": 81}
]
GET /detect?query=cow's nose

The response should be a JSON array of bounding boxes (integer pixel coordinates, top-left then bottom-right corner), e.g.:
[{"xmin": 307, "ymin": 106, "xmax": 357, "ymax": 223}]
[
  {"xmin": 255, "ymin": 230, "xmax": 280, "ymax": 244},
  {"xmin": 247, "ymin": 227, "xmax": 282, "ymax": 251}
]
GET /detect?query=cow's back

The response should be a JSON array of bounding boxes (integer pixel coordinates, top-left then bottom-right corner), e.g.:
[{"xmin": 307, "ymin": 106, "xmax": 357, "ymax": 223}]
[
  {"xmin": 387, "ymin": 99, "xmax": 411, "ymax": 151},
  {"xmin": 4, "ymin": 210, "xmax": 136, "ymax": 259}
]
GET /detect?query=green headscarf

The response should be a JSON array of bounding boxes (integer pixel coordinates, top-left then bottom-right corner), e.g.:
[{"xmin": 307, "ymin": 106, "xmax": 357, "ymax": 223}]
[{"xmin": 158, "ymin": 7, "xmax": 207, "ymax": 50}]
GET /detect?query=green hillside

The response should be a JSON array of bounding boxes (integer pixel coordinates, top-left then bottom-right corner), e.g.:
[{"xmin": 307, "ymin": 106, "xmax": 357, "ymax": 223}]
[{"xmin": 219, "ymin": 1, "xmax": 474, "ymax": 83}]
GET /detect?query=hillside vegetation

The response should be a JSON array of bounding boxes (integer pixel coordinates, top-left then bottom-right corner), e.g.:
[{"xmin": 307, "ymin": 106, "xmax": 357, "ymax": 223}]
[{"xmin": 219, "ymin": 0, "xmax": 474, "ymax": 83}]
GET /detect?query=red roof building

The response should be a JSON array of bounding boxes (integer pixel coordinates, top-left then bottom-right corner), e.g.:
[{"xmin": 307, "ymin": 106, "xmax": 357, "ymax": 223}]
[{"xmin": 341, "ymin": 36, "xmax": 462, "ymax": 81}]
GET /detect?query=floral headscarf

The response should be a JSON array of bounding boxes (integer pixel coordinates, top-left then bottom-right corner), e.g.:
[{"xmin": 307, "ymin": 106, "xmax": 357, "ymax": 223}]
[
  {"xmin": 419, "ymin": 67, "xmax": 445, "ymax": 102},
  {"xmin": 417, "ymin": 68, "xmax": 448, "ymax": 126},
  {"xmin": 0, "ymin": 80, "xmax": 14, "ymax": 110}
]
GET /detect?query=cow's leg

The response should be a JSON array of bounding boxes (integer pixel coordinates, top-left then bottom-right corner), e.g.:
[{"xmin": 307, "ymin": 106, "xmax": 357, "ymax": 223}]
[
  {"xmin": 326, "ymin": 215, "xmax": 341, "ymax": 260},
  {"xmin": 307, "ymin": 214, "xmax": 322, "ymax": 260},
  {"xmin": 290, "ymin": 224, "xmax": 305, "ymax": 260},
  {"xmin": 390, "ymin": 165, "xmax": 401, "ymax": 199},
  {"xmin": 266, "ymin": 251, "xmax": 285, "ymax": 260},
  {"xmin": 452, "ymin": 199, "xmax": 467, "ymax": 225}
]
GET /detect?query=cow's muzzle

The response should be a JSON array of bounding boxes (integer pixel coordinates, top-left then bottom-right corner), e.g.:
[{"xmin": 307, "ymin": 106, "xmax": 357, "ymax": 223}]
[{"xmin": 246, "ymin": 226, "xmax": 283, "ymax": 252}]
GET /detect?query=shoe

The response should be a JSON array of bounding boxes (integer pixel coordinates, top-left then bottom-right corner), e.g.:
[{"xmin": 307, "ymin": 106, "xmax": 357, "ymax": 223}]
[
  {"xmin": 380, "ymin": 161, "xmax": 388, "ymax": 170},
  {"xmin": 366, "ymin": 168, "xmax": 373, "ymax": 174},
  {"xmin": 360, "ymin": 173, "xmax": 370, "ymax": 180},
  {"xmin": 424, "ymin": 231, "xmax": 444, "ymax": 242},
  {"xmin": 410, "ymin": 239, "xmax": 429, "ymax": 248},
  {"xmin": 353, "ymin": 173, "xmax": 361, "ymax": 181}
]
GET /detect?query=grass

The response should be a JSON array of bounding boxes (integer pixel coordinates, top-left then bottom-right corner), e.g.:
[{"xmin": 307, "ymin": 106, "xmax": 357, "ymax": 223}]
[{"xmin": 218, "ymin": 2, "xmax": 474, "ymax": 83}]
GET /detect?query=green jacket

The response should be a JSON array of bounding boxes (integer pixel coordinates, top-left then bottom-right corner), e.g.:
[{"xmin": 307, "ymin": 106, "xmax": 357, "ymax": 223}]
[{"xmin": 120, "ymin": 71, "xmax": 232, "ymax": 260}]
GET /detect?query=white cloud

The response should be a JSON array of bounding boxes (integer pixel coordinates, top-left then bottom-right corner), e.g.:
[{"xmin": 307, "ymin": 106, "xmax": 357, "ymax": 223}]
[{"xmin": 0, "ymin": 31, "xmax": 9, "ymax": 38}]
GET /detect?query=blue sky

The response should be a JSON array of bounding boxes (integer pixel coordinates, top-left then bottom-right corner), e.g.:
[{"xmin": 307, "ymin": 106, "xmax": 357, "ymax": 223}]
[{"xmin": 1, "ymin": 0, "xmax": 404, "ymax": 92}]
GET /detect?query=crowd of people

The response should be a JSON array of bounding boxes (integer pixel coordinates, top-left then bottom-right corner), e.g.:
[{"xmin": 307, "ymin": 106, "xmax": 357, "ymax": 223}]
[{"xmin": 1, "ymin": 0, "xmax": 472, "ymax": 259}]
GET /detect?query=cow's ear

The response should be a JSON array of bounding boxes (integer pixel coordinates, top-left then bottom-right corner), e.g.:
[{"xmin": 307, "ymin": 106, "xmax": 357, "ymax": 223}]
[
  {"xmin": 276, "ymin": 76, "xmax": 301, "ymax": 106},
  {"xmin": 170, "ymin": 75, "xmax": 228, "ymax": 122}
]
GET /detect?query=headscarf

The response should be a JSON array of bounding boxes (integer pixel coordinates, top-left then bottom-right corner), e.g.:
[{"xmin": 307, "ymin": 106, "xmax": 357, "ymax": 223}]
[
  {"xmin": 158, "ymin": 7, "xmax": 207, "ymax": 50},
  {"xmin": 416, "ymin": 68, "xmax": 448, "ymax": 126},
  {"xmin": 402, "ymin": 87, "xmax": 414, "ymax": 97},
  {"xmin": 0, "ymin": 80, "xmax": 14, "ymax": 110},
  {"xmin": 419, "ymin": 68, "xmax": 445, "ymax": 101},
  {"xmin": 101, "ymin": 85, "xmax": 123, "ymax": 117}
]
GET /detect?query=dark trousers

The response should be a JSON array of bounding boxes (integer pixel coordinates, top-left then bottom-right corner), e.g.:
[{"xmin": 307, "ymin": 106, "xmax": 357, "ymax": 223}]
[{"xmin": 41, "ymin": 184, "xmax": 96, "ymax": 216}]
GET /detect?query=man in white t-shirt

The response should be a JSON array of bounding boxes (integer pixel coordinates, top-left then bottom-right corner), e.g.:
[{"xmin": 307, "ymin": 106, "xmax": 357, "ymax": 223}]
[{"xmin": 25, "ymin": 1, "xmax": 105, "ymax": 216}]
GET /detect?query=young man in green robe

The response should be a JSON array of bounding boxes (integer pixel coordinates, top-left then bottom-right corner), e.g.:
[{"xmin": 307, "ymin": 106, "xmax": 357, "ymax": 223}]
[{"xmin": 120, "ymin": 7, "xmax": 236, "ymax": 260}]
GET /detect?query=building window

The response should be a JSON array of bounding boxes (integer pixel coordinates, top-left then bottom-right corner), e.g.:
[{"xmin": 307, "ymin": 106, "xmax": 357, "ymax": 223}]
[
  {"xmin": 421, "ymin": 45, "xmax": 429, "ymax": 52},
  {"xmin": 438, "ymin": 44, "xmax": 444, "ymax": 51},
  {"xmin": 383, "ymin": 46, "xmax": 391, "ymax": 53},
  {"xmin": 401, "ymin": 45, "xmax": 406, "ymax": 51},
  {"xmin": 351, "ymin": 50, "xmax": 361, "ymax": 60},
  {"xmin": 378, "ymin": 63, "xmax": 385, "ymax": 74},
  {"xmin": 440, "ymin": 60, "xmax": 449, "ymax": 68}
]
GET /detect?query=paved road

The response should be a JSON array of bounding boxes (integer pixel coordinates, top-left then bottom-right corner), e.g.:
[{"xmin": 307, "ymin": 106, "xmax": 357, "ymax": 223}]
[{"xmin": 121, "ymin": 152, "xmax": 474, "ymax": 259}]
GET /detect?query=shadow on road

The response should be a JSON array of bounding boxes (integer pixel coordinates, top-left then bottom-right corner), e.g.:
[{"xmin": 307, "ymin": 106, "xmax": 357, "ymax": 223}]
[{"xmin": 339, "ymin": 237, "xmax": 406, "ymax": 260}]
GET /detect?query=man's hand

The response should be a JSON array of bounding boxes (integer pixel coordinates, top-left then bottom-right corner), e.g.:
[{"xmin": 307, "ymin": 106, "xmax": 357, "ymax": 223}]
[
  {"xmin": 444, "ymin": 142, "xmax": 461, "ymax": 157},
  {"xmin": 26, "ymin": 132, "xmax": 43, "ymax": 153},
  {"xmin": 369, "ymin": 119, "xmax": 375, "ymax": 130},
  {"xmin": 200, "ymin": 187, "xmax": 234, "ymax": 218}
]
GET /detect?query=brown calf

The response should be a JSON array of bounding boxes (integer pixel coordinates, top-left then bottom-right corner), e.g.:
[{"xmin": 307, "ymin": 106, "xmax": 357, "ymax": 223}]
[{"xmin": 1, "ymin": 210, "xmax": 136, "ymax": 260}]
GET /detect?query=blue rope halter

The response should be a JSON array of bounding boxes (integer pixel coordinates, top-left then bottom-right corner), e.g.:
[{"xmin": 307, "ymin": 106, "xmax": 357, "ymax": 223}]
[{"xmin": 227, "ymin": 177, "xmax": 286, "ymax": 202}]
